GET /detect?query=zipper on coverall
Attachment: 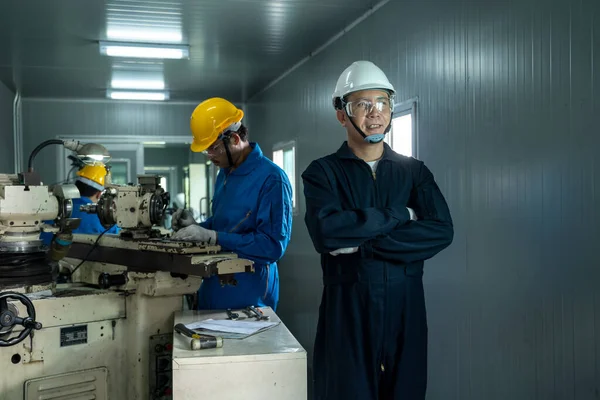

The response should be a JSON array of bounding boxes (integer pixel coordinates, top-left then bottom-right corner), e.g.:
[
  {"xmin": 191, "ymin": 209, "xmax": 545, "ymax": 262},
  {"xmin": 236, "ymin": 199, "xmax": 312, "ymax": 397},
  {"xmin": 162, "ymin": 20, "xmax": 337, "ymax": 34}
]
[{"xmin": 365, "ymin": 161, "xmax": 387, "ymax": 375}]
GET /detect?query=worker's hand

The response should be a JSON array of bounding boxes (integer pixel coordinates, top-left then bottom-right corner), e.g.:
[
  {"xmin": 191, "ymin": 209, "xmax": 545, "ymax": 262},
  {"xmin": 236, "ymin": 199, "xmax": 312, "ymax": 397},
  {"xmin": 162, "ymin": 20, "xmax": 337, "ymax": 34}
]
[
  {"xmin": 172, "ymin": 224, "xmax": 217, "ymax": 244},
  {"xmin": 171, "ymin": 209, "xmax": 196, "ymax": 231},
  {"xmin": 330, "ymin": 247, "xmax": 359, "ymax": 256},
  {"xmin": 406, "ymin": 207, "xmax": 418, "ymax": 221}
]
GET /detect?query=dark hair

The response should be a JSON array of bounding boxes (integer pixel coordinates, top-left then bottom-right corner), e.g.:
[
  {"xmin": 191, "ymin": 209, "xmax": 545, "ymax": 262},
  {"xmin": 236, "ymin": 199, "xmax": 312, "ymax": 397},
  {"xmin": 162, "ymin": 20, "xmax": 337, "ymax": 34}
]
[
  {"xmin": 75, "ymin": 180, "xmax": 101, "ymax": 198},
  {"xmin": 235, "ymin": 124, "xmax": 249, "ymax": 141},
  {"xmin": 223, "ymin": 124, "xmax": 248, "ymax": 144}
]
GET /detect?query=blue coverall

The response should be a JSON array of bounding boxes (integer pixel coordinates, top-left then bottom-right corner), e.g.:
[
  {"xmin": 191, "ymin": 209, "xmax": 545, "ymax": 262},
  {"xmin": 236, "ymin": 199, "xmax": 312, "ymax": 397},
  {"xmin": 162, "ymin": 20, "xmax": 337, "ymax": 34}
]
[
  {"xmin": 198, "ymin": 143, "xmax": 293, "ymax": 311},
  {"xmin": 41, "ymin": 197, "xmax": 120, "ymax": 245},
  {"xmin": 70, "ymin": 197, "xmax": 121, "ymax": 235},
  {"xmin": 302, "ymin": 142, "xmax": 454, "ymax": 400}
]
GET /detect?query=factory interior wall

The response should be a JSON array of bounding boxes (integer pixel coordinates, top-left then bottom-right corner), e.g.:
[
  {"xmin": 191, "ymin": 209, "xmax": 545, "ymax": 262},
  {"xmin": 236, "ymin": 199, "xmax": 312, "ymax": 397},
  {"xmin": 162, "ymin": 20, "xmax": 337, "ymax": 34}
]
[
  {"xmin": 21, "ymin": 98, "xmax": 197, "ymax": 185},
  {"xmin": 0, "ymin": 81, "xmax": 15, "ymax": 173},
  {"xmin": 246, "ymin": 0, "xmax": 600, "ymax": 398}
]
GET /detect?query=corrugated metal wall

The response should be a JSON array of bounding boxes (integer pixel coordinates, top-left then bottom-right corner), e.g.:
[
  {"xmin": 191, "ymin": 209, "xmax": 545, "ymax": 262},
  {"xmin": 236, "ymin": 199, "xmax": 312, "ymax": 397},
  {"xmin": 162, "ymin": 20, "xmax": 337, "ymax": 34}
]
[
  {"xmin": 0, "ymin": 82, "xmax": 15, "ymax": 172},
  {"xmin": 21, "ymin": 98, "xmax": 197, "ymax": 184},
  {"xmin": 247, "ymin": 0, "xmax": 600, "ymax": 399}
]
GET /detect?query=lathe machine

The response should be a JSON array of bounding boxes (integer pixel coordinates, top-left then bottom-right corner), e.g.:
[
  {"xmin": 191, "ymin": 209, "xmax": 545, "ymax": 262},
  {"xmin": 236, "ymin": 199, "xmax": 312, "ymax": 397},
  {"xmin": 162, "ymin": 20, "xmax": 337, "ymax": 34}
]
[{"xmin": 0, "ymin": 157, "xmax": 252, "ymax": 399}]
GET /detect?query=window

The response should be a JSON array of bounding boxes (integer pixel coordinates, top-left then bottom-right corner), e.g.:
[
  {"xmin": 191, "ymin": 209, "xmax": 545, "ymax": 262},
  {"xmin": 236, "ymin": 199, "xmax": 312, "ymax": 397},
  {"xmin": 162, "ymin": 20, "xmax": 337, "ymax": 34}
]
[
  {"xmin": 108, "ymin": 160, "xmax": 130, "ymax": 185},
  {"xmin": 272, "ymin": 141, "xmax": 297, "ymax": 213},
  {"xmin": 385, "ymin": 100, "xmax": 417, "ymax": 158},
  {"xmin": 183, "ymin": 167, "xmax": 190, "ymax": 208},
  {"xmin": 188, "ymin": 163, "xmax": 208, "ymax": 220}
]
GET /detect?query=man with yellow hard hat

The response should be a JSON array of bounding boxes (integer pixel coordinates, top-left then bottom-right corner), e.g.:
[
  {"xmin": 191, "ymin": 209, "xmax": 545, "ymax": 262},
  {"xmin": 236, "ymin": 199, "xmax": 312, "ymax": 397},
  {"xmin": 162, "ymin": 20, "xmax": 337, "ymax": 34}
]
[
  {"xmin": 41, "ymin": 164, "xmax": 120, "ymax": 246},
  {"xmin": 71, "ymin": 164, "xmax": 120, "ymax": 235},
  {"xmin": 171, "ymin": 97, "xmax": 293, "ymax": 311}
]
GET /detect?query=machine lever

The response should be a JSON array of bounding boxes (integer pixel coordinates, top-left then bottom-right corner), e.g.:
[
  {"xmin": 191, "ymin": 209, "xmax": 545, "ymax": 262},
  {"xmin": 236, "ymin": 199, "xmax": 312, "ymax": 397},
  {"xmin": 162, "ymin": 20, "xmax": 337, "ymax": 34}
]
[
  {"xmin": 226, "ymin": 309, "xmax": 239, "ymax": 320},
  {"xmin": 244, "ymin": 305, "xmax": 269, "ymax": 321},
  {"xmin": 0, "ymin": 292, "xmax": 42, "ymax": 347}
]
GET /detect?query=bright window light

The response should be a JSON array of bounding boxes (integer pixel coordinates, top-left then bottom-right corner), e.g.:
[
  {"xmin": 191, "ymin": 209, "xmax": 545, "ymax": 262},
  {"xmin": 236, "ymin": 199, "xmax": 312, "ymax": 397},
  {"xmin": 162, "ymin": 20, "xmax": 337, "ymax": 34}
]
[
  {"xmin": 107, "ymin": 90, "xmax": 169, "ymax": 101},
  {"xmin": 99, "ymin": 41, "xmax": 189, "ymax": 60},
  {"xmin": 272, "ymin": 141, "xmax": 297, "ymax": 211},
  {"xmin": 387, "ymin": 113, "xmax": 413, "ymax": 157},
  {"xmin": 385, "ymin": 102, "xmax": 417, "ymax": 158}
]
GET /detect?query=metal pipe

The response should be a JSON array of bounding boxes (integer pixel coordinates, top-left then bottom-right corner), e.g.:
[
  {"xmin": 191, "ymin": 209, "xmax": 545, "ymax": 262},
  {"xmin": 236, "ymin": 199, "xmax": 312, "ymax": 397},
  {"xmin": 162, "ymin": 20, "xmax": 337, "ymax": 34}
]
[
  {"xmin": 12, "ymin": 91, "xmax": 21, "ymax": 173},
  {"xmin": 27, "ymin": 139, "xmax": 64, "ymax": 172}
]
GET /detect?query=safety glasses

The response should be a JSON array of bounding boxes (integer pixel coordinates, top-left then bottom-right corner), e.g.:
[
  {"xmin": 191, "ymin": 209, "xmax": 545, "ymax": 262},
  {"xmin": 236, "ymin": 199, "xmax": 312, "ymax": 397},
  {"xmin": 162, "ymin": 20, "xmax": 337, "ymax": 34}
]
[
  {"xmin": 343, "ymin": 97, "xmax": 393, "ymax": 118},
  {"xmin": 202, "ymin": 139, "xmax": 224, "ymax": 156}
]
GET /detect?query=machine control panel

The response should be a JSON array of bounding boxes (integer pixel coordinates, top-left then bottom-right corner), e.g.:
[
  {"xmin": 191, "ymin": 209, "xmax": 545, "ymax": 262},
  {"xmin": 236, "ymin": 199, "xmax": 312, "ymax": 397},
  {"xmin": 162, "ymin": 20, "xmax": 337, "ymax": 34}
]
[{"xmin": 149, "ymin": 333, "xmax": 173, "ymax": 399}]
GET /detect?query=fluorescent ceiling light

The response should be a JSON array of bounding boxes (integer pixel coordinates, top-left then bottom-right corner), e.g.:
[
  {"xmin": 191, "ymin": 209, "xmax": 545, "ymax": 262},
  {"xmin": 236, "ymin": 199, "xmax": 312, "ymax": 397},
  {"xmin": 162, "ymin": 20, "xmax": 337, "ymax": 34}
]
[
  {"xmin": 107, "ymin": 28, "xmax": 183, "ymax": 43},
  {"xmin": 107, "ymin": 90, "xmax": 169, "ymax": 101},
  {"xmin": 110, "ymin": 68, "xmax": 165, "ymax": 90},
  {"xmin": 111, "ymin": 79, "xmax": 165, "ymax": 90},
  {"xmin": 99, "ymin": 41, "xmax": 189, "ymax": 59}
]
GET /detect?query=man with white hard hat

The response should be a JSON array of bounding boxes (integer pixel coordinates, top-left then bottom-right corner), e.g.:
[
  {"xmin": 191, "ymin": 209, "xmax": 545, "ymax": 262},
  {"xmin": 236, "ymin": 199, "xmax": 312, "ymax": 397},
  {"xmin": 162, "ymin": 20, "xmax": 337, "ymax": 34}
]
[{"xmin": 302, "ymin": 60, "xmax": 454, "ymax": 399}]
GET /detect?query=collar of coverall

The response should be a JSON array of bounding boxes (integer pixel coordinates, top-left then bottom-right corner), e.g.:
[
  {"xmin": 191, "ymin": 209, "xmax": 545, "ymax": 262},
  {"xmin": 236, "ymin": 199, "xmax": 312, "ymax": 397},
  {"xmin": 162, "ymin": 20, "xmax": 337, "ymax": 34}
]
[
  {"xmin": 335, "ymin": 141, "xmax": 402, "ymax": 162},
  {"xmin": 222, "ymin": 142, "xmax": 263, "ymax": 176}
]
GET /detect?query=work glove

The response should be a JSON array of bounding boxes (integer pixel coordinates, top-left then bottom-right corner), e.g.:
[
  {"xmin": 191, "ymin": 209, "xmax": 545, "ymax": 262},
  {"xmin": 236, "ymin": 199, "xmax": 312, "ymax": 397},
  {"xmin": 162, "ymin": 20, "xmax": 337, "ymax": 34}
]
[
  {"xmin": 171, "ymin": 208, "xmax": 196, "ymax": 231},
  {"xmin": 172, "ymin": 224, "xmax": 217, "ymax": 244}
]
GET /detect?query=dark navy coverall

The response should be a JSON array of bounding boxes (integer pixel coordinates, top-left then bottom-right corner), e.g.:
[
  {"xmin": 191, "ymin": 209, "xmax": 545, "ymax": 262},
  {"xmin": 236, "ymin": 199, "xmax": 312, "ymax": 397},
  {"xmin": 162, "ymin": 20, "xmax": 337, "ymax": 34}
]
[{"xmin": 302, "ymin": 142, "xmax": 454, "ymax": 400}]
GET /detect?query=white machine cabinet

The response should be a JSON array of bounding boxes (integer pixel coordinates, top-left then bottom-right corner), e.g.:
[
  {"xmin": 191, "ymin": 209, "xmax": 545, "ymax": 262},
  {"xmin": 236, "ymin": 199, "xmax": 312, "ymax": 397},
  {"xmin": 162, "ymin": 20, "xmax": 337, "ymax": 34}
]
[{"xmin": 171, "ymin": 307, "xmax": 307, "ymax": 400}]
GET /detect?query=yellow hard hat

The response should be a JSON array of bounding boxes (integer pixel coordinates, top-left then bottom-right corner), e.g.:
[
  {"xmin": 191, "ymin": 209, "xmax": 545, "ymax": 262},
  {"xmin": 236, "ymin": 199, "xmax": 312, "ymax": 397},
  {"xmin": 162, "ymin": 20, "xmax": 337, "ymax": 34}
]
[
  {"xmin": 76, "ymin": 164, "xmax": 107, "ymax": 191},
  {"xmin": 189, "ymin": 97, "xmax": 244, "ymax": 153}
]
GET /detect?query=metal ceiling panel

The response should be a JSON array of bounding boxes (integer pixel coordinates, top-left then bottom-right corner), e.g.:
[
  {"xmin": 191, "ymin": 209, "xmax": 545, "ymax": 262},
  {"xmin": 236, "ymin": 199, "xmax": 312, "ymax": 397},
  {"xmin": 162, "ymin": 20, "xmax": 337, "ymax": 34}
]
[{"xmin": 0, "ymin": 0, "xmax": 380, "ymax": 101}]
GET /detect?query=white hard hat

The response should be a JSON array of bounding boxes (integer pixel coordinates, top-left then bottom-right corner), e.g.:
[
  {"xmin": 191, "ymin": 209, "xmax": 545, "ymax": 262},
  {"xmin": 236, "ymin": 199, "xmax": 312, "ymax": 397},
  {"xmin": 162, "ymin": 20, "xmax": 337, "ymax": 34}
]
[{"xmin": 332, "ymin": 61, "xmax": 395, "ymax": 109}]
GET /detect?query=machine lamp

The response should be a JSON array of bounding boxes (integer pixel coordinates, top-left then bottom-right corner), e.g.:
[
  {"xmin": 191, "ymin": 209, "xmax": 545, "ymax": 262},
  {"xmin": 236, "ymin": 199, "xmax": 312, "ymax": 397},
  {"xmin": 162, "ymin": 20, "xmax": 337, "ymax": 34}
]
[
  {"xmin": 69, "ymin": 142, "xmax": 112, "ymax": 165},
  {"xmin": 28, "ymin": 140, "xmax": 110, "ymax": 173},
  {"xmin": 20, "ymin": 140, "xmax": 109, "ymax": 186}
]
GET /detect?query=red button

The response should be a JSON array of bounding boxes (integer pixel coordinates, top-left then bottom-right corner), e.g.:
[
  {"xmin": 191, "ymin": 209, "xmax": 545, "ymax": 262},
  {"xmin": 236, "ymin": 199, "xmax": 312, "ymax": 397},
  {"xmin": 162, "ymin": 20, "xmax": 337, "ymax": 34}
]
[
  {"xmin": 164, "ymin": 388, "xmax": 172, "ymax": 396},
  {"xmin": 165, "ymin": 343, "xmax": 173, "ymax": 351}
]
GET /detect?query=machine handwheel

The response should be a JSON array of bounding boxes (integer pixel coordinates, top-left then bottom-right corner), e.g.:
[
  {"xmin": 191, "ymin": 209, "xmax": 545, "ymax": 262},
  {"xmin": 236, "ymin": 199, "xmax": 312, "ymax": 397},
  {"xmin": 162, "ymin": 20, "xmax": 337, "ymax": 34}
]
[{"xmin": 0, "ymin": 292, "xmax": 42, "ymax": 347}]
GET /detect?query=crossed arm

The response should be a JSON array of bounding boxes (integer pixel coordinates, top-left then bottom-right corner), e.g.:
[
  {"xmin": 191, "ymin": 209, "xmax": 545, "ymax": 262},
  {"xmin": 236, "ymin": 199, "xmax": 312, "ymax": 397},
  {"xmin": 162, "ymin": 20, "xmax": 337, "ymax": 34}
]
[{"xmin": 302, "ymin": 160, "xmax": 453, "ymax": 263}]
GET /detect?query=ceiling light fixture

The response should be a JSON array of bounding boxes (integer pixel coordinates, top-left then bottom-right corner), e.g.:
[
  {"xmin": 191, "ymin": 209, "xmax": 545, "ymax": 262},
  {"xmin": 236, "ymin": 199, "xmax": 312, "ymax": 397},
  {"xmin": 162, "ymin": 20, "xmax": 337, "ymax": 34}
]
[
  {"xmin": 106, "ymin": 28, "xmax": 183, "ymax": 43},
  {"xmin": 107, "ymin": 90, "xmax": 169, "ymax": 101},
  {"xmin": 99, "ymin": 41, "xmax": 189, "ymax": 59},
  {"xmin": 111, "ymin": 79, "xmax": 165, "ymax": 90}
]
